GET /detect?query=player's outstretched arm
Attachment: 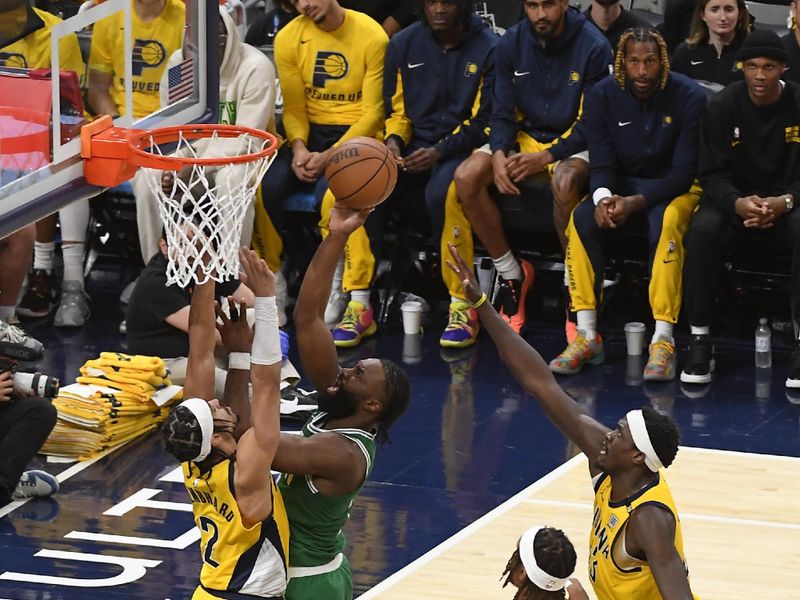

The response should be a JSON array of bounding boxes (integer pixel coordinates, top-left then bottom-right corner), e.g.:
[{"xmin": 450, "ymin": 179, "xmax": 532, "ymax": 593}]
[
  {"xmin": 216, "ymin": 296, "xmax": 254, "ymax": 439},
  {"xmin": 183, "ymin": 278, "xmax": 217, "ymax": 401},
  {"xmin": 293, "ymin": 206, "xmax": 372, "ymax": 391},
  {"xmin": 446, "ymin": 244, "xmax": 609, "ymax": 466},
  {"xmin": 232, "ymin": 248, "xmax": 282, "ymax": 526},
  {"xmin": 627, "ymin": 506, "xmax": 694, "ymax": 600}
]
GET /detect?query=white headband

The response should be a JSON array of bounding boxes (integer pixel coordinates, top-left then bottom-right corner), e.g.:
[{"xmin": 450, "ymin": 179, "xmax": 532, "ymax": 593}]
[
  {"xmin": 626, "ymin": 409, "xmax": 664, "ymax": 472},
  {"xmin": 178, "ymin": 398, "xmax": 213, "ymax": 462},
  {"xmin": 519, "ymin": 527, "xmax": 569, "ymax": 591}
]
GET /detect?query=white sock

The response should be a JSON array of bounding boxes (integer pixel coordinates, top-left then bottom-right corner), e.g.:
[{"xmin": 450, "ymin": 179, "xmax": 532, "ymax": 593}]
[
  {"xmin": 33, "ymin": 241, "xmax": 55, "ymax": 273},
  {"xmin": 652, "ymin": 320, "xmax": 674, "ymax": 344},
  {"xmin": 576, "ymin": 310, "xmax": 597, "ymax": 340},
  {"xmin": 351, "ymin": 289, "xmax": 371, "ymax": 307},
  {"xmin": 0, "ymin": 305, "xmax": 15, "ymax": 322},
  {"xmin": 563, "ymin": 269, "xmax": 569, "ymax": 286},
  {"xmin": 451, "ymin": 295, "xmax": 465, "ymax": 305},
  {"xmin": 492, "ymin": 250, "xmax": 522, "ymax": 281},
  {"xmin": 62, "ymin": 243, "xmax": 85, "ymax": 284},
  {"xmin": 691, "ymin": 325, "xmax": 710, "ymax": 336}
]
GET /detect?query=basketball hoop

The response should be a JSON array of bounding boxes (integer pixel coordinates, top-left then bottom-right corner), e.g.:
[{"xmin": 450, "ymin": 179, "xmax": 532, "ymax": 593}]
[
  {"xmin": 0, "ymin": 106, "xmax": 50, "ymax": 158},
  {"xmin": 81, "ymin": 116, "xmax": 279, "ymax": 287}
]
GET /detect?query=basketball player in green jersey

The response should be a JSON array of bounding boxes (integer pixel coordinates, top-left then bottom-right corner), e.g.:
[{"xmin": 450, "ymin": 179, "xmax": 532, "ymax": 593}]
[
  {"xmin": 161, "ymin": 248, "xmax": 289, "ymax": 600},
  {"xmin": 219, "ymin": 206, "xmax": 411, "ymax": 599},
  {"xmin": 447, "ymin": 245, "xmax": 696, "ymax": 600}
]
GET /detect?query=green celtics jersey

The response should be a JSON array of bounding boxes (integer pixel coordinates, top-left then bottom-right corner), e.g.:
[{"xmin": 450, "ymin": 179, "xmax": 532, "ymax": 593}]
[{"xmin": 277, "ymin": 412, "xmax": 376, "ymax": 567}]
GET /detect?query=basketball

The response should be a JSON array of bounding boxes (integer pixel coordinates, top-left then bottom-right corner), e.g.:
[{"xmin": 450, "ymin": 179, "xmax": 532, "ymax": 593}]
[{"xmin": 325, "ymin": 137, "xmax": 398, "ymax": 209}]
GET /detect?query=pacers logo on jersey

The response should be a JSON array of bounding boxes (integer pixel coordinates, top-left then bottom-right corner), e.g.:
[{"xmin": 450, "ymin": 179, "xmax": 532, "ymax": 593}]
[
  {"xmin": 464, "ymin": 62, "xmax": 478, "ymax": 77},
  {"xmin": 132, "ymin": 39, "xmax": 167, "ymax": 76},
  {"xmin": 0, "ymin": 52, "xmax": 27, "ymax": 68},
  {"xmin": 313, "ymin": 51, "xmax": 348, "ymax": 87},
  {"xmin": 568, "ymin": 70, "xmax": 580, "ymax": 86}
]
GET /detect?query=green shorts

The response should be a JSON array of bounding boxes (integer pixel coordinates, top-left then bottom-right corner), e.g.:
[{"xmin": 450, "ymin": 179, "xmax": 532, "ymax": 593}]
[{"xmin": 286, "ymin": 555, "xmax": 352, "ymax": 600}]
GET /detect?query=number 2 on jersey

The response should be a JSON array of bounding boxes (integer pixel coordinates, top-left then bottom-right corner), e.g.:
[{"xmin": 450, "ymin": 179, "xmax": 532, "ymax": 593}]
[{"xmin": 199, "ymin": 516, "xmax": 221, "ymax": 567}]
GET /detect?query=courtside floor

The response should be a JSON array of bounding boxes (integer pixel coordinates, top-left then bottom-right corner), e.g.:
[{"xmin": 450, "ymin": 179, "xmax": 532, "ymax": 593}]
[
  {"xmin": 0, "ymin": 277, "xmax": 799, "ymax": 599},
  {"xmin": 360, "ymin": 448, "xmax": 800, "ymax": 599}
]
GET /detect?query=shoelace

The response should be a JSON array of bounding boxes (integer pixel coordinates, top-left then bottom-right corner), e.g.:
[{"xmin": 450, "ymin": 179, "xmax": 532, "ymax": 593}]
[
  {"xmin": 649, "ymin": 340, "xmax": 674, "ymax": 365},
  {"xmin": 338, "ymin": 306, "xmax": 362, "ymax": 332},
  {"xmin": 446, "ymin": 306, "xmax": 471, "ymax": 330},
  {"xmin": 560, "ymin": 336, "xmax": 590, "ymax": 361},
  {"xmin": 0, "ymin": 321, "xmax": 31, "ymax": 344}
]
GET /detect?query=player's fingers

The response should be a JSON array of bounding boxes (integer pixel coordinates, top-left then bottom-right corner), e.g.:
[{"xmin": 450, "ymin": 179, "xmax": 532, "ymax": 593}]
[{"xmin": 227, "ymin": 296, "xmax": 239, "ymax": 322}]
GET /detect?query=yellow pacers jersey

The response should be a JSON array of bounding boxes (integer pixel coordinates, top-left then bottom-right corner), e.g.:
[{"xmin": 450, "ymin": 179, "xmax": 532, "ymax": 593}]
[
  {"xmin": 183, "ymin": 460, "xmax": 289, "ymax": 599},
  {"xmin": 0, "ymin": 6, "xmax": 84, "ymax": 75},
  {"xmin": 589, "ymin": 471, "xmax": 695, "ymax": 600},
  {"xmin": 274, "ymin": 9, "xmax": 387, "ymax": 143},
  {"xmin": 89, "ymin": 0, "xmax": 185, "ymax": 118}
]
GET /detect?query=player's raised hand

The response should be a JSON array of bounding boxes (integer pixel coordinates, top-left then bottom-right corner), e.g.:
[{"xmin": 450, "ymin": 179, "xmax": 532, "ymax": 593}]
[
  {"xmin": 238, "ymin": 247, "xmax": 275, "ymax": 297},
  {"xmin": 446, "ymin": 243, "xmax": 483, "ymax": 305},
  {"xmin": 215, "ymin": 296, "xmax": 254, "ymax": 354},
  {"xmin": 329, "ymin": 205, "xmax": 373, "ymax": 237}
]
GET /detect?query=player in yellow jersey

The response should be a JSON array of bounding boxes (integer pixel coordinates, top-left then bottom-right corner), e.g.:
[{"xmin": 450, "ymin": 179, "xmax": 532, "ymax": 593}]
[
  {"xmin": 161, "ymin": 247, "xmax": 289, "ymax": 599},
  {"xmin": 88, "ymin": 0, "xmax": 185, "ymax": 119},
  {"xmin": 257, "ymin": 0, "xmax": 388, "ymax": 325},
  {"xmin": 447, "ymin": 244, "xmax": 697, "ymax": 600}
]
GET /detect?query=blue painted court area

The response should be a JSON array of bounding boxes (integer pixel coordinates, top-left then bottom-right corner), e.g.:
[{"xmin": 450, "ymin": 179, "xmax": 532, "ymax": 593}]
[{"xmin": 1, "ymin": 277, "xmax": 799, "ymax": 599}]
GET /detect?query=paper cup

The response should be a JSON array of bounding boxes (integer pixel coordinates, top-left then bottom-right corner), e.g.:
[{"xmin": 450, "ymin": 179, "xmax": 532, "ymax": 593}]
[
  {"xmin": 624, "ymin": 322, "xmax": 646, "ymax": 356},
  {"xmin": 400, "ymin": 300, "xmax": 423, "ymax": 335}
]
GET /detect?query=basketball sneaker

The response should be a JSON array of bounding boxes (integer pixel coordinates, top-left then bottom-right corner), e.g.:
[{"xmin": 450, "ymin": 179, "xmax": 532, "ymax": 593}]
[
  {"xmin": 17, "ymin": 269, "xmax": 58, "ymax": 318},
  {"xmin": 496, "ymin": 259, "xmax": 534, "ymax": 334},
  {"xmin": 280, "ymin": 385, "xmax": 318, "ymax": 422},
  {"xmin": 54, "ymin": 281, "xmax": 91, "ymax": 328},
  {"xmin": 12, "ymin": 470, "xmax": 59, "ymax": 500},
  {"xmin": 439, "ymin": 301, "xmax": 478, "ymax": 348},
  {"xmin": 0, "ymin": 320, "xmax": 43, "ymax": 361},
  {"xmin": 785, "ymin": 348, "xmax": 800, "ymax": 389},
  {"xmin": 549, "ymin": 330, "xmax": 604, "ymax": 375},
  {"xmin": 332, "ymin": 301, "xmax": 377, "ymax": 348},
  {"xmin": 680, "ymin": 334, "xmax": 714, "ymax": 384},
  {"xmin": 643, "ymin": 336, "xmax": 677, "ymax": 382}
]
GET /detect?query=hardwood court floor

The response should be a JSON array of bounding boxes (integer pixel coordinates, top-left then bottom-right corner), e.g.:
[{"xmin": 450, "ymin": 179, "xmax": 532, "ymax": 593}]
[{"xmin": 359, "ymin": 448, "xmax": 800, "ymax": 600}]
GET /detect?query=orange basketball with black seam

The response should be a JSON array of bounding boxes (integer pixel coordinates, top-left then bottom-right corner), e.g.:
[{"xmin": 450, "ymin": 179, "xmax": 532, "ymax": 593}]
[{"xmin": 325, "ymin": 137, "xmax": 398, "ymax": 209}]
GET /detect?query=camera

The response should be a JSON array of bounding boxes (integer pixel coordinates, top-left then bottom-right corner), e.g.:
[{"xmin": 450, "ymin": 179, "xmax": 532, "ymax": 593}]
[
  {"xmin": 0, "ymin": 355, "xmax": 60, "ymax": 400},
  {"xmin": 13, "ymin": 371, "xmax": 60, "ymax": 399}
]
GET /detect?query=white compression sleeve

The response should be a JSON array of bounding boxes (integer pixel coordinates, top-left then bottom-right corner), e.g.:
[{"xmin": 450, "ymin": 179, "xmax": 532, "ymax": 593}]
[{"xmin": 251, "ymin": 296, "xmax": 281, "ymax": 365}]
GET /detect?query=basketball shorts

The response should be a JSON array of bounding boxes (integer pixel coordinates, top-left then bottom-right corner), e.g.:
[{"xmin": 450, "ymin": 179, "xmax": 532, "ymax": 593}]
[{"xmin": 286, "ymin": 555, "xmax": 352, "ymax": 600}]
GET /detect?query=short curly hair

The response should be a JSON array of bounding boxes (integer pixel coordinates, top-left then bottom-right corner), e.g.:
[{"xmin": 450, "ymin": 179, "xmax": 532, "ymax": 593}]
[
  {"xmin": 162, "ymin": 405, "xmax": 203, "ymax": 463},
  {"xmin": 641, "ymin": 405, "xmax": 681, "ymax": 468}
]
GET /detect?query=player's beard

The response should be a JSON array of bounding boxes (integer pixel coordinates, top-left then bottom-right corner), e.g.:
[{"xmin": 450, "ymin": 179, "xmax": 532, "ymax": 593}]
[{"xmin": 317, "ymin": 386, "xmax": 360, "ymax": 419}]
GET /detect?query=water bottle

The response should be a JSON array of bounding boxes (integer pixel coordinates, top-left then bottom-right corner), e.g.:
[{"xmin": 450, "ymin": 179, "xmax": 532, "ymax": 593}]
[{"xmin": 755, "ymin": 317, "xmax": 772, "ymax": 368}]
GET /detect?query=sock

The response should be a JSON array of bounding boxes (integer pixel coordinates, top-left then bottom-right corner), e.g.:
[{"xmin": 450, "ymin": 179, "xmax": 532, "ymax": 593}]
[
  {"xmin": 576, "ymin": 309, "xmax": 597, "ymax": 340},
  {"xmin": 652, "ymin": 320, "xmax": 674, "ymax": 344},
  {"xmin": 451, "ymin": 295, "xmax": 466, "ymax": 305},
  {"xmin": 492, "ymin": 250, "xmax": 522, "ymax": 281},
  {"xmin": 62, "ymin": 243, "xmax": 85, "ymax": 284},
  {"xmin": 351, "ymin": 289, "xmax": 371, "ymax": 307},
  {"xmin": 691, "ymin": 325, "xmax": 710, "ymax": 336},
  {"xmin": 33, "ymin": 241, "xmax": 55, "ymax": 273},
  {"xmin": 0, "ymin": 305, "xmax": 15, "ymax": 323}
]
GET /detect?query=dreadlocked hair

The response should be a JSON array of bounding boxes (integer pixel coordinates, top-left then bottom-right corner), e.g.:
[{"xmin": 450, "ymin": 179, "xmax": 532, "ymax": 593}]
[
  {"xmin": 500, "ymin": 527, "xmax": 577, "ymax": 600},
  {"xmin": 162, "ymin": 405, "xmax": 204, "ymax": 463},
  {"xmin": 375, "ymin": 359, "xmax": 411, "ymax": 446},
  {"xmin": 614, "ymin": 27, "xmax": 670, "ymax": 92},
  {"xmin": 641, "ymin": 405, "xmax": 681, "ymax": 468},
  {"xmin": 686, "ymin": 0, "xmax": 750, "ymax": 48}
]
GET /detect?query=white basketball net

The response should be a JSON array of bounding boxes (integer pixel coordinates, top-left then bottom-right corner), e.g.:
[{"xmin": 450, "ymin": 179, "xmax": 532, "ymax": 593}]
[{"xmin": 139, "ymin": 129, "xmax": 275, "ymax": 287}]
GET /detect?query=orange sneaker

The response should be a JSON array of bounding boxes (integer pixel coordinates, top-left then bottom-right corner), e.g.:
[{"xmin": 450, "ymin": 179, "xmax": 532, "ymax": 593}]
[
  {"xmin": 548, "ymin": 331, "xmax": 605, "ymax": 375},
  {"xmin": 497, "ymin": 259, "xmax": 534, "ymax": 333}
]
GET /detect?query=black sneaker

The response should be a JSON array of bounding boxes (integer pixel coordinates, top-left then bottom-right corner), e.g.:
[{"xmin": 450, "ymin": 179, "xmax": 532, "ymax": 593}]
[
  {"xmin": 785, "ymin": 349, "xmax": 800, "ymax": 389},
  {"xmin": 680, "ymin": 334, "xmax": 714, "ymax": 384},
  {"xmin": 17, "ymin": 269, "xmax": 58, "ymax": 318},
  {"xmin": 280, "ymin": 386, "xmax": 318, "ymax": 422}
]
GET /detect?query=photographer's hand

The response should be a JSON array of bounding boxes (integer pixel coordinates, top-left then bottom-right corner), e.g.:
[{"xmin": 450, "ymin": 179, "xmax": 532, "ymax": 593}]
[{"xmin": 0, "ymin": 371, "xmax": 14, "ymax": 402}]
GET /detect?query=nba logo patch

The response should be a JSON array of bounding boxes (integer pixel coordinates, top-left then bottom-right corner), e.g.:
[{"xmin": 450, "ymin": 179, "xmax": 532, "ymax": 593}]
[
  {"xmin": 608, "ymin": 515, "xmax": 619, "ymax": 530},
  {"xmin": 464, "ymin": 62, "xmax": 478, "ymax": 77},
  {"xmin": 568, "ymin": 71, "xmax": 580, "ymax": 85}
]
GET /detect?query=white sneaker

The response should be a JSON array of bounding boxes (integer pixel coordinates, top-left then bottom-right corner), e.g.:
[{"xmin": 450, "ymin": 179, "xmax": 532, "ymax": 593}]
[
  {"xmin": 12, "ymin": 470, "xmax": 59, "ymax": 500},
  {"xmin": 275, "ymin": 270, "xmax": 288, "ymax": 327},
  {"xmin": 54, "ymin": 281, "xmax": 91, "ymax": 328},
  {"xmin": 0, "ymin": 319, "xmax": 43, "ymax": 360}
]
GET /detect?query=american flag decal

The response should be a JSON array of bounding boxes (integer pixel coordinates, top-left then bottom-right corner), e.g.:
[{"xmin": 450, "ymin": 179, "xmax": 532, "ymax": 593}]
[{"xmin": 167, "ymin": 57, "xmax": 194, "ymax": 104}]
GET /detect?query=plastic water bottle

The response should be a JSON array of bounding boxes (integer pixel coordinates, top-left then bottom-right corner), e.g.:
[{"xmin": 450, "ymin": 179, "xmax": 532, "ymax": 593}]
[{"xmin": 755, "ymin": 318, "xmax": 772, "ymax": 368}]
